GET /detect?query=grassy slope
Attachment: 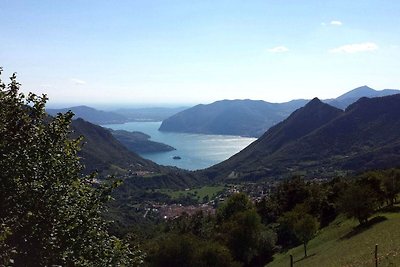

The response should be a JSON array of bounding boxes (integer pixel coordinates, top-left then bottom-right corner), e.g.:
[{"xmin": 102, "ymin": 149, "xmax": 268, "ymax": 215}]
[{"xmin": 267, "ymin": 210, "xmax": 400, "ymax": 267}]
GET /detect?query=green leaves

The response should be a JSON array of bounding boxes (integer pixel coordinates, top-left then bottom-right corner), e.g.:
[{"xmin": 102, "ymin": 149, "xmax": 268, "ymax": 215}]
[
  {"xmin": 279, "ymin": 205, "xmax": 318, "ymax": 258},
  {"xmin": 338, "ymin": 182, "xmax": 379, "ymax": 225},
  {"xmin": 0, "ymin": 70, "xmax": 137, "ymax": 266}
]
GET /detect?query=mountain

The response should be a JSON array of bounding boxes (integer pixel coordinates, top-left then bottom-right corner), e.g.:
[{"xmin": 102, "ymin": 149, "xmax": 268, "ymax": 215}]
[
  {"xmin": 70, "ymin": 118, "xmax": 206, "ymax": 189},
  {"xmin": 335, "ymin": 85, "xmax": 399, "ymax": 101},
  {"xmin": 202, "ymin": 94, "xmax": 400, "ymax": 181},
  {"xmin": 108, "ymin": 129, "xmax": 175, "ymax": 153},
  {"xmin": 113, "ymin": 107, "xmax": 189, "ymax": 122},
  {"xmin": 326, "ymin": 86, "xmax": 400, "ymax": 109},
  {"xmin": 48, "ymin": 106, "xmax": 127, "ymax": 125},
  {"xmin": 159, "ymin": 86, "xmax": 400, "ymax": 138},
  {"xmin": 159, "ymin": 99, "xmax": 308, "ymax": 137},
  {"xmin": 71, "ymin": 118, "xmax": 159, "ymax": 175}
]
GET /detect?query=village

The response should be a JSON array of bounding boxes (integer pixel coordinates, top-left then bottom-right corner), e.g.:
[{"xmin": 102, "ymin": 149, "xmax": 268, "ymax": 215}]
[{"xmin": 135, "ymin": 176, "xmax": 330, "ymax": 220}]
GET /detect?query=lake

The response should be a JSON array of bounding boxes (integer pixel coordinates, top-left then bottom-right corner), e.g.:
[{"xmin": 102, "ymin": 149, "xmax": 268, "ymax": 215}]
[{"xmin": 104, "ymin": 121, "xmax": 256, "ymax": 170}]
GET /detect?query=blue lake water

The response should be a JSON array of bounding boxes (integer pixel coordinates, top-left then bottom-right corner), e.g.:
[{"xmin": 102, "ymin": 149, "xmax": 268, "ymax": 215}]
[{"xmin": 104, "ymin": 122, "xmax": 256, "ymax": 171}]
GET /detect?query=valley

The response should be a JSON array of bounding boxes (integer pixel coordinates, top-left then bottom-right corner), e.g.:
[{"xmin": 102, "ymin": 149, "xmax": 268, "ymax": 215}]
[
  {"xmin": 3, "ymin": 2, "xmax": 400, "ymax": 265},
  {"xmin": 102, "ymin": 93, "xmax": 400, "ymax": 267},
  {"xmin": 4, "ymin": 70, "xmax": 400, "ymax": 267}
]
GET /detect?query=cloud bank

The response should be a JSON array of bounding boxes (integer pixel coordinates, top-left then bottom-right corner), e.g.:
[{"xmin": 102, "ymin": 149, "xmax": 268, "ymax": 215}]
[
  {"xmin": 330, "ymin": 42, "xmax": 378, "ymax": 53},
  {"xmin": 330, "ymin": 20, "xmax": 343, "ymax": 26}
]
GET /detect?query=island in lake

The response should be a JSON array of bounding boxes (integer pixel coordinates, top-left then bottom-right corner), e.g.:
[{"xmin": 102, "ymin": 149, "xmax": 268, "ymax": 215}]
[{"xmin": 108, "ymin": 129, "xmax": 175, "ymax": 154}]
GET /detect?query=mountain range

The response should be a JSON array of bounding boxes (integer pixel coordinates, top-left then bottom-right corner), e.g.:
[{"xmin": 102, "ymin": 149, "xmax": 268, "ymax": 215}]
[
  {"xmin": 201, "ymin": 93, "xmax": 400, "ymax": 181},
  {"xmin": 160, "ymin": 86, "xmax": 400, "ymax": 137},
  {"xmin": 61, "ymin": 87, "xmax": 400, "ymax": 189},
  {"xmin": 325, "ymin": 85, "xmax": 400, "ymax": 109},
  {"xmin": 47, "ymin": 106, "xmax": 187, "ymax": 125},
  {"xmin": 48, "ymin": 106, "xmax": 179, "ymax": 157},
  {"xmin": 159, "ymin": 99, "xmax": 307, "ymax": 137},
  {"xmin": 113, "ymin": 107, "xmax": 188, "ymax": 122},
  {"xmin": 70, "ymin": 118, "xmax": 205, "ymax": 189},
  {"xmin": 71, "ymin": 118, "xmax": 159, "ymax": 175},
  {"xmin": 48, "ymin": 106, "xmax": 127, "ymax": 125}
]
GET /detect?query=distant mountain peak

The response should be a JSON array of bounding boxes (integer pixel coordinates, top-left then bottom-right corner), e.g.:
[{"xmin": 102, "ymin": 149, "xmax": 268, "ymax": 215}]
[
  {"xmin": 335, "ymin": 86, "xmax": 400, "ymax": 103},
  {"xmin": 355, "ymin": 85, "xmax": 373, "ymax": 90},
  {"xmin": 66, "ymin": 105, "xmax": 94, "ymax": 110},
  {"xmin": 206, "ymin": 93, "xmax": 400, "ymax": 181},
  {"xmin": 306, "ymin": 97, "xmax": 322, "ymax": 105},
  {"xmin": 336, "ymin": 86, "xmax": 376, "ymax": 100},
  {"xmin": 302, "ymin": 97, "xmax": 337, "ymax": 111}
]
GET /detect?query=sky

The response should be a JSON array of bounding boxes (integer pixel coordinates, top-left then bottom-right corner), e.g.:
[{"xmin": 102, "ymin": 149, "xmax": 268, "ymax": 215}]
[{"xmin": 1, "ymin": 0, "xmax": 400, "ymax": 107}]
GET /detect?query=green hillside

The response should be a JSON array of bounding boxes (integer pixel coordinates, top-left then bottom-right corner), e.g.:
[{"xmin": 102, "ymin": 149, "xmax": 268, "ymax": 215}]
[
  {"xmin": 267, "ymin": 211, "xmax": 400, "ymax": 267},
  {"xmin": 204, "ymin": 95, "xmax": 400, "ymax": 181}
]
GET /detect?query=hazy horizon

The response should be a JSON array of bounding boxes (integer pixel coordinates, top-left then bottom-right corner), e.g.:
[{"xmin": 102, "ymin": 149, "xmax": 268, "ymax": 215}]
[
  {"xmin": 45, "ymin": 101, "xmax": 194, "ymax": 110},
  {"xmin": 1, "ymin": 1, "xmax": 399, "ymax": 104},
  {"xmin": 45, "ymin": 84, "xmax": 397, "ymax": 110}
]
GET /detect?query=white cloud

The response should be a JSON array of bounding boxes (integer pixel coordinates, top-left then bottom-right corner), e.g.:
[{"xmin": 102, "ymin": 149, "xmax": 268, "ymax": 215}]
[
  {"xmin": 268, "ymin": 46, "xmax": 289, "ymax": 53},
  {"xmin": 329, "ymin": 42, "xmax": 378, "ymax": 53},
  {"xmin": 330, "ymin": 20, "xmax": 343, "ymax": 26},
  {"xmin": 71, "ymin": 78, "xmax": 86, "ymax": 85}
]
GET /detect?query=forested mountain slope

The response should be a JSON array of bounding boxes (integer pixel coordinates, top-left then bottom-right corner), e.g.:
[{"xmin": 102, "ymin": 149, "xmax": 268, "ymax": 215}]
[
  {"xmin": 71, "ymin": 118, "xmax": 205, "ymax": 189},
  {"xmin": 159, "ymin": 99, "xmax": 307, "ymax": 137},
  {"xmin": 71, "ymin": 118, "xmax": 160, "ymax": 175},
  {"xmin": 202, "ymin": 94, "xmax": 400, "ymax": 180},
  {"xmin": 159, "ymin": 86, "xmax": 400, "ymax": 138}
]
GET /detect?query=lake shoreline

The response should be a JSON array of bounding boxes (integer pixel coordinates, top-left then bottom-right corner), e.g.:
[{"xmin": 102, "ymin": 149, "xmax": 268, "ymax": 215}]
[{"xmin": 103, "ymin": 121, "xmax": 256, "ymax": 170}]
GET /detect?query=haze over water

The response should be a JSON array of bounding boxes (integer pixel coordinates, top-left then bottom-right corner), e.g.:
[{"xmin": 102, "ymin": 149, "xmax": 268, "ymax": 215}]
[{"xmin": 105, "ymin": 121, "xmax": 256, "ymax": 170}]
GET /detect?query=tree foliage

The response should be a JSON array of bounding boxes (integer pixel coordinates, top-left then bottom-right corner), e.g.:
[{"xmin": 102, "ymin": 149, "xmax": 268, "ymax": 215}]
[
  {"xmin": 338, "ymin": 182, "xmax": 378, "ymax": 225},
  {"xmin": 279, "ymin": 205, "xmax": 318, "ymax": 258},
  {"xmin": 0, "ymin": 69, "xmax": 137, "ymax": 266},
  {"xmin": 144, "ymin": 193, "xmax": 277, "ymax": 267},
  {"xmin": 216, "ymin": 192, "xmax": 254, "ymax": 221},
  {"xmin": 217, "ymin": 193, "xmax": 276, "ymax": 266},
  {"xmin": 378, "ymin": 169, "xmax": 400, "ymax": 206},
  {"xmin": 145, "ymin": 233, "xmax": 240, "ymax": 267}
]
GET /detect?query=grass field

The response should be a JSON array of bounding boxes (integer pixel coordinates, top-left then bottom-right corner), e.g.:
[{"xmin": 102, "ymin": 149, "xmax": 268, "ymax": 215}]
[
  {"xmin": 267, "ymin": 208, "xmax": 400, "ymax": 267},
  {"xmin": 159, "ymin": 185, "xmax": 225, "ymax": 202}
]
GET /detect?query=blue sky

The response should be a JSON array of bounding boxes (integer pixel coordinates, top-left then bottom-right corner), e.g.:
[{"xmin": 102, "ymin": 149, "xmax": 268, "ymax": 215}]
[{"xmin": 1, "ymin": 0, "xmax": 399, "ymax": 106}]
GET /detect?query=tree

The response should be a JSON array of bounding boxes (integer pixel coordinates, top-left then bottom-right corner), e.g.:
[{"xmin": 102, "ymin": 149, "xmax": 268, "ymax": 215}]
[
  {"xmin": 255, "ymin": 196, "xmax": 280, "ymax": 225},
  {"xmin": 217, "ymin": 192, "xmax": 254, "ymax": 222},
  {"xmin": 279, "ymin": 205, "xmax": 318, "ymax": 258},
  {"xmin": 293, "ymin": 214, "xmax": 318, "ymax": 258},
  {"xmin": 381, "ymin": 169, "xmax": 400, "ymax": 206},
  {"xmin": 217, "ymin": 193, "xmax": 276, "ymax": 266},
  {"xmin": 357, "ymin": 171, "xmax": 386, "ymax": 206},
  {"xmin": 145, "ymin": 234, "xmax": 240, "ymax": 267},
  {"xmin": 0, "ymin": 69, "xmax": 137, "ymax": 265},
  {"xmin": 220, "ymin": 209, "xmax": 263, "ymax": 264},
  {"xmin": 338, "ymin": 182, "xmax": 378, "ymax": 225},
  {"xmin": 272, "ymin": 176, "xmax": 310, "ymax": 213}
]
